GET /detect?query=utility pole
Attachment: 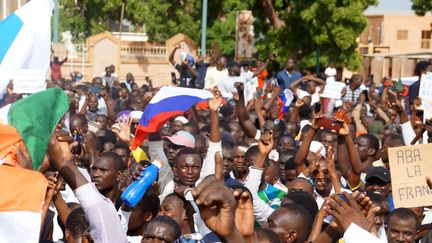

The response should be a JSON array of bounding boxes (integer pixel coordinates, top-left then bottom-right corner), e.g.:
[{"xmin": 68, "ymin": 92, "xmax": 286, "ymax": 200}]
[
  {"xmin": 119, "ymin": 2, "xmax": 125, "ymax": 40},
  {"xmin": 201, "ymin": 0, "xmax": 207, "ymax": 56},
  {"xmin": 53, "ymin": 0, "xmax": 59, "ymax": 43}
]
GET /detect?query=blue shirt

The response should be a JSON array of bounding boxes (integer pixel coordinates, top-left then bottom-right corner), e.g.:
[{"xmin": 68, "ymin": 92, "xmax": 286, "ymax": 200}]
[{"xmin": 276, "ymin": 70, "xmax": 302, "ymax": 90}]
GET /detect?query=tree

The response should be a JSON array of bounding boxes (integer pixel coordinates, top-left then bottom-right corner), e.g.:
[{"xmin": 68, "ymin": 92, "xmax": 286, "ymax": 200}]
[
  {"xmin": 412, "ymin": 0, "xmax": 432, "ymax": 16},
  {"xmin": 58, "ymin": 0, "xmax": 147, "ymax": 40},
  {"xmin": 253, "ymin": 0, "xmax": 378, "ymax": 70},
  {"xmin": 142, "ymin": 0, "xmax": 254, "ymax": 56},
  {"xmin": 58, "ymin": 0, "xmax": 378, "ymax": 71}
]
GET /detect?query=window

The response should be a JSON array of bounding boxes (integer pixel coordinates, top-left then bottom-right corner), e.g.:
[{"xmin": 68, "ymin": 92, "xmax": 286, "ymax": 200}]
[
  {"xmin": 397, "ymin": 30, "xmax": 408, "ymax": 40},
  {"xmin": 421, "ymin": 30, "xmax": 431, "ymax": 49}
]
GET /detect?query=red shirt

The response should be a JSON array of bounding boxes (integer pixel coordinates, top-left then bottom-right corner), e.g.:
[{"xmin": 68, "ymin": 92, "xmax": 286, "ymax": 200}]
[{"xmin": 50, "ymin": 62, "xmax": 61, "ymax": 81}]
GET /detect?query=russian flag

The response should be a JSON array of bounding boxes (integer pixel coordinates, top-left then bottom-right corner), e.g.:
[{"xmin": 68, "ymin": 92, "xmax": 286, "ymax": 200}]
[
  {"xmin": 0, "ymin": 0, "xmax": 52, "ymax": 92},
  {"xmin": 131, "ymin": 86, "xmax": 231, "ymax": 150},
  {"xmin": 277, "ymin": 88, "xmax": 294, "ymax": 120}
]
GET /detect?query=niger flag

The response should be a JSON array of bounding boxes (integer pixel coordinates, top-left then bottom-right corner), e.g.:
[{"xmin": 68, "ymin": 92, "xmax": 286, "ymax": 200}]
[
  {"xmin": 0, "ymin": 165, "xmax": 48, "ymax": 242},
  {"xmin": 0, "ymin": 88, "xmax": 69, "ymax": 170}
]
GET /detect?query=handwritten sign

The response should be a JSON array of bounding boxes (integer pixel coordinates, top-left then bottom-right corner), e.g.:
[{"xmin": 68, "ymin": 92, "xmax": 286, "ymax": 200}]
[
  {"xmin": 320, "ymin": 81, "xmax": 346, "ymax": 99},
  {"xmin": 11, "ymin": 70, "xmax": 46, "ymax": 94},
  {"xmin": 419, "ymin": 72, "xmax": 432, "ymax": 100},
  {"xmin": 388, "ymin": 144, "xmax": 432, "ymax": 208}
]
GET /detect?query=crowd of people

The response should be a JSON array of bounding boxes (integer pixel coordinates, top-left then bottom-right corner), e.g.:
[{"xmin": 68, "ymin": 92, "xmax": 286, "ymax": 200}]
[{"xmin": 4, "ymin": 48, "xmax": 432, "ymax": 243}]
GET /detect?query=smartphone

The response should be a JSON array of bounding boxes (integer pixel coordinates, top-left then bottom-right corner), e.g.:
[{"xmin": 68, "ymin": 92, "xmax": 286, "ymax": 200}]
[
  {"xmin": 362, "ymin": 90, "xmax": 369, "ymax": 102},
  {"xmin": 316, "ymin": 117, "xmax": 343, "ymax": 133},
  {"xmin": 256, "ymin": 88, "xmax": 262, "ymax": 98},
  {"xmin": 394, "ymin": 80, "xmax": 404, "ymax": 93},
  {"xmin": 90, "ymin": 86, "xmax": 101, "ymax": 94},
  {"xmin": 171, "ymin": 72, "xmax": 177, "ymax": 85},
  {"xmin": 314, "ymin": 103, "xmax": 321, "ymax": 113}
]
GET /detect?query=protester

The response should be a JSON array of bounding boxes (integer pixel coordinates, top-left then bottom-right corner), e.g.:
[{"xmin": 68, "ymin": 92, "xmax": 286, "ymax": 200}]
[{"xmin": 4, "ymin": 40, "xmax": 432, "ymax": 243}]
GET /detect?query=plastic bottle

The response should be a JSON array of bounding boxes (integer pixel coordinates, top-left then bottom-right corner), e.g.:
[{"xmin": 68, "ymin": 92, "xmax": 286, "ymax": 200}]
[{"xmin": 121, "ymin": 160, "xmax": 162, "ymax": 207}]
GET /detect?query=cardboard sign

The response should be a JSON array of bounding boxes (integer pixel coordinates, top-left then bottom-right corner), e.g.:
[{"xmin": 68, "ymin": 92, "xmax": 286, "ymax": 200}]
[
  {"xmin": 388, "ymin": 144, "xmax": 432, "ymax": 208},
  {"xmin": 11, "ymin": 70, "xmax": 46, "ymax": 94},
  {"xmin": 320, "ymin": 81, "xmax": 346, "ymax": 99}
]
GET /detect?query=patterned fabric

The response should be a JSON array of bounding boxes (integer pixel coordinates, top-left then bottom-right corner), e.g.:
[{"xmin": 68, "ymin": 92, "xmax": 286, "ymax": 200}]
[
  {"xmin": 343, "ymin": 86, "xmax": 362, "ymax": 104},
  {"xmin": 258, "ymin": 183, "xmax": 287, "ymax": 209}
]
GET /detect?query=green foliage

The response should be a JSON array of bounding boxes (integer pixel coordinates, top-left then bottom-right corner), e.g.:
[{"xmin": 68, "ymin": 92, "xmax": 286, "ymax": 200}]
[
  {"xmin": 58, "ymin": 0, "xmax": 377, "ymax": 71},
  {"xmin": 254, "ymin": 0, "xmax": 377, "ymax": 71},
  {"xmin": 58, "ymin": 0, "xmax": 146, "ymax": 40},
  {"xmin": 142, "ymin": 0, "xmax": 254, "ymax": 57},
  {"xmin": 412, "ymin": 0, "xmax": 432, "ymax": 16}
]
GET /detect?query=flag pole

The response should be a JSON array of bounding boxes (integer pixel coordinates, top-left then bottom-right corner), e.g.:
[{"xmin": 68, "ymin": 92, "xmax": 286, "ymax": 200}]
[{"xmin": 201, "ymin": 0, "xmax": 207, "ymax": 57}]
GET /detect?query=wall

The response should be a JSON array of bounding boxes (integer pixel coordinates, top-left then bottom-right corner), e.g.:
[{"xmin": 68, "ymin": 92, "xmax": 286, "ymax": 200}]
[
  {"xmin": 381, "ymin": 15, "xmax": 432, "ymax": 53},
  {"xmin": 57, "ymin": 32, "xmax": 199, "ymax": 87}
]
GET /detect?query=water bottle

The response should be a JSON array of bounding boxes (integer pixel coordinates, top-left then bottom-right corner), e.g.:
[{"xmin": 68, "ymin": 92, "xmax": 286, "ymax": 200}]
[{"xmin": 121, "ymin": 160, "xmax": 162, "ymax": 207}]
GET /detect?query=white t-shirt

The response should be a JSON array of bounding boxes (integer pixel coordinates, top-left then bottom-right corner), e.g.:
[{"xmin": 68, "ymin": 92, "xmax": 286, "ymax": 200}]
[
  {"xmin": 216, "ymin": 74, "xmax": 249, "ymax": 94},
  {"xmin": 204, "ymin": 67, "xmax": 228, "ymax": 89}
]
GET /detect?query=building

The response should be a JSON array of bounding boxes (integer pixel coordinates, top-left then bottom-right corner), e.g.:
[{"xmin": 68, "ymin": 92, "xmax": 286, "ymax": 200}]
[
  {"xmin": 358, "ymin": 0, "xmax": 432, "ymax": 82},
  {"xmin": 359, "ymin": 14, "xmax": 432, "ymax": 54},
  {"xmin": 0, "ymin": 0, "xmax": 29, "ymax": 19}
]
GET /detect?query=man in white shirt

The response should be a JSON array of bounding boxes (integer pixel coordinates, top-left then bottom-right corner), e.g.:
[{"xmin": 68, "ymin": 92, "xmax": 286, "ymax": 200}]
[
  {"xmin": 216, "ymin": 60, "xmax": 247, "ymax": 94},
  {"xmin": 204, "ymin": 56, "xmax": 228, "ymax": 89}
]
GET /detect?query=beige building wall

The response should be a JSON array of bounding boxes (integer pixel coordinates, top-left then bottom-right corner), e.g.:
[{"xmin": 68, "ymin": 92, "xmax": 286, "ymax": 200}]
[
  {"xmin": 360, "ymin": 14, "xmax": 432, "ymax": 54},
  {"xmin": 381, "ymin": 15, "xmax": 432, "ymax": 53}
]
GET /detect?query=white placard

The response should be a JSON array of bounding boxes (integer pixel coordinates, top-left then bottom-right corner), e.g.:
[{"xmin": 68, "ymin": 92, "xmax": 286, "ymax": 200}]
[
  {"xmin": 419, "ymin": 72, "xmax": 432, "ymax": 100},
  {"xmin": 320, "ymin": 81, "xmax": 346, "ymax": 99},
  {"xmin": 10, "ymin": 70, "xmax": 46, "ymax": 94}
]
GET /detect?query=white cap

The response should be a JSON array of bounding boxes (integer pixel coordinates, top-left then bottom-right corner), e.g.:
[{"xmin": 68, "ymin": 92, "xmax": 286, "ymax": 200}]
[{"xmin": 174, "ymin": 116, "xmax": 188, "ymax": 124}]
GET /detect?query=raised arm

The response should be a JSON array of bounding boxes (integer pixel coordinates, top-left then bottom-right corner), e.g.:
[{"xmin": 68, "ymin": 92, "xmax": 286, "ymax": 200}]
[
  {"xmin": 340, "ymin": 125, "xmax": 362, "ymax": 189},
  {"xmin": 289, "ymin": 76, "xmax": 307, "ymax": 92},
  {"xmin": 235, "ymin": 82, "xmax": 259, "ymax": 139},
  {"xmin": 60, "ymin": 51, "xmax": 68, "ymax": 65},
  {"xmin": 199, "ymin": 88, "xmax": 223, "ymax": 180},
  {"xmin": 263, "ymin": 85, "xmax": 281, "ymax": 111},
  {"xmin": 294, "ymin": 120, "xmax": 317, "ymax": 175},
  {"xmin": 254, "ymin": 98, "xmax": 266, "ymax": 130},
  {"xmin": 352, "ymin": 93, "xmax": 367, "ymax": 134},
  {"xmin": 251, "ymin": 54, "xmax": 275, "ymax": 77},
  {"xmin": 185, "ymin": 64, "xmax": 198, "ymax": 78},
  {"xmin": 289, "ymin": 98, "xmax": 304, "ymax": 124},
  {"xmin": 326, "ymin": 145, "xmax": 342, "ymax": 192},
  {"xmin": 48, "ymin": 129, "xmax": 87, "ymax": 190},
  {"xmin": 169, "ymin": 45, "xmax": 180, "ymax": 66},
  {"xmin": 102, "ymin": 91, "xmax": 116, "ymax": 122},
  {"xmin": 79, "ymin": 93, "xmax": 91, "ymax": 115}
]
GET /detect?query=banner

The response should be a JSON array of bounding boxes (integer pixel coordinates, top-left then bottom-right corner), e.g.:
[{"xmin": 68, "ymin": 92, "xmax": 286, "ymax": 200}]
[
  {"xmin": 0, "ymin": 70, "xmax": 46, "ymax": 94},
  {"xmin": 388, "ymin": 144, "xmax": 432, "ymax": 208}
]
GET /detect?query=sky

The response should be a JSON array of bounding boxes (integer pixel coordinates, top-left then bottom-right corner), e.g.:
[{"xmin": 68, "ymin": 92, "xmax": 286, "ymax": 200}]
[{"xmin": 365, "ymin": 0, "xmax": 414, "ymax": 14}]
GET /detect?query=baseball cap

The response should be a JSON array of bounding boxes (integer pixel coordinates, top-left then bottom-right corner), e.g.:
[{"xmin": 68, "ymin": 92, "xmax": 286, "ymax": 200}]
[
  {"xmin": 174, "ymin": 116, "xmax": 189, "ymax": 124},
  {"xmin": 365, "ymin": 166, "xmax": 391, "ymax": 183},
  {"xmin": 163, "ymin": 130, "xmax": 195, "ymax": 148}
]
